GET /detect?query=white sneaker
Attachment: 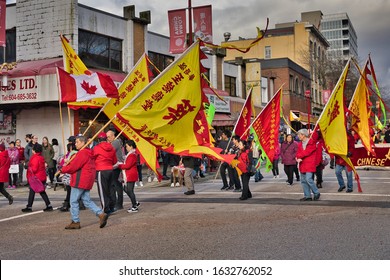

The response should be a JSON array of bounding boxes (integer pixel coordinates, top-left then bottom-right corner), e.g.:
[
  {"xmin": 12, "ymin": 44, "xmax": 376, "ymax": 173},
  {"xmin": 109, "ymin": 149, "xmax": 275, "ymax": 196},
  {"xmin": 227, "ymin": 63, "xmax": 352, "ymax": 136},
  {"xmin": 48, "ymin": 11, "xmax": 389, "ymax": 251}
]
[
  {"xmin": 139, "ymin": 181, "xmax": 144, "ymax": 187},
  {"xmin": 273, "ymin": 176, "xmax": 277, "ymax": 179},
  {"xmin": 135, "ymin": 182, "xmax": 139, "ymax": 187},
  {"xmin": 127, "ymin": 207, "xmax": 138, "ymax": 213},
  {"xmin": 147, "ymin": 177, "xmax": 152, "ymax": 183},
  {"xmin": 170, "ymin": 183, "xmax": 174, "ymax": 187},
  {"xmin": 277, "ymin": 175, "xmax": 279, "ymax": 178},
  {"xmin": 175, "ymin": 182, "xmax": 180, "ymax": 187},
  {"xmin": 153, "ymin": 177, "xmax": 158, "ymax": 182}
]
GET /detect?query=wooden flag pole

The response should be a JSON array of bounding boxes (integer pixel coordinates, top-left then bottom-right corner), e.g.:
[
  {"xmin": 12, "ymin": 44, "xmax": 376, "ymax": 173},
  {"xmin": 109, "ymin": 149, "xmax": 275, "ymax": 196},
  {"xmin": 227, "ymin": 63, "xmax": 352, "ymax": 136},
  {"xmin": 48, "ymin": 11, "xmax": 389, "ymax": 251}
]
[{"xmin": 55, "ymin": 67, "xmax": 67, "ymax": 156}]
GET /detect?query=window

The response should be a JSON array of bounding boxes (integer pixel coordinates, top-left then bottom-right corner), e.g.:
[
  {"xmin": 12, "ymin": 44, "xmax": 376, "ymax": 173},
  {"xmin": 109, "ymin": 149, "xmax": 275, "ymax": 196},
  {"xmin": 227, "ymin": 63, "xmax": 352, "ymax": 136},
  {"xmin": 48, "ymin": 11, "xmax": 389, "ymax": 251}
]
[
  {"xmin": 289, "ymin": 75, "xmax": 294, "ymax": 92},
  {"xmin": 148, "ymin": 51, "xmax": 174, "ymax": 73},
  {"xmin": 78, "ymin": 29, "xmax": 122, "ymax": 71},
  {"xmin": 294, "ymin": 77, "xmax": 299, "ymax": 94},
  {"xmin": 224, "ymin": 75, "xmax": 237, "ymax": 97},
  {"xmin": 0, "ymin": 28, "xmax": 16, "ymax": 63},
  {"xmin": 301, "ymin": 81, "xmax": 305, "ymax": 96},
  {"xmin": 261, "ymin": 77, "xmax": 268, "ymax": 103},
  {"xmin": 265, "ymin": 46, "xmax": 271, "ymax": 59}
]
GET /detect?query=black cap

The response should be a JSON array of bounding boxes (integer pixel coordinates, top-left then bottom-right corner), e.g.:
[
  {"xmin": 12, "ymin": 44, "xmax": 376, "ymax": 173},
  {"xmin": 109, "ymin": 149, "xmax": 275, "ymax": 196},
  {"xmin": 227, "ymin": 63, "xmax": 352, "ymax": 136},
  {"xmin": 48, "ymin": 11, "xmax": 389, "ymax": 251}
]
[{"xmin": 67, "ymin": 136, "xmax": 76, "ymax": 143}]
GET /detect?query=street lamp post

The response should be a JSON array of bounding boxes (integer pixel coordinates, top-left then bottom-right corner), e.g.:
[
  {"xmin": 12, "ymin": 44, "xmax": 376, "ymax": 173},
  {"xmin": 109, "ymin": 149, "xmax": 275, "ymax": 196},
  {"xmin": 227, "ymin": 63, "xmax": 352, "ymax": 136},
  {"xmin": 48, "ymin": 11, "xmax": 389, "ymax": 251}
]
[{"xmin": 305, "ymin": 89, "xmax": 311, "ymax": 131}]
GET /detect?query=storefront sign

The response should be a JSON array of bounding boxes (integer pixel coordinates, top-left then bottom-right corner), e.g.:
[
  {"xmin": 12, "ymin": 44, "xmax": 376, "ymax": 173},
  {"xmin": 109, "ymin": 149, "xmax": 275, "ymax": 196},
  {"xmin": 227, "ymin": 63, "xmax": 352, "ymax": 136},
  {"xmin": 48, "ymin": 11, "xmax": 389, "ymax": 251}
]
[
  {"xmin": 206, "ymin": 94, "xmax": 230, "ymax": 113},
  {"xmin": 351, "ymin": 144, "xmax": 390, "ymax": 168},
  {"xmin": 0, "ymin": 74, "xmax": 58, "ymax": 103}
]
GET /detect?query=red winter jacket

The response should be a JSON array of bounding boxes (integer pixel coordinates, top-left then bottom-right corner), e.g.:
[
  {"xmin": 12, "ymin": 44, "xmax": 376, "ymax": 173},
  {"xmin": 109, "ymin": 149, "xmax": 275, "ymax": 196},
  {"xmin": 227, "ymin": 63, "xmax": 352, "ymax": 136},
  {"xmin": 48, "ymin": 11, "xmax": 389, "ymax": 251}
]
[
  {"xmin": 0, "ymin": 150, "xmax": 11, "ymax": 182},
  {"xmin": 61, "ymin": 148, "xmax": 96, "ymax": 190},
  {"xmin": 296, "ymin": 138, "xmax": 317, "ymax": 173},
  {"xmin": 27, "ymin": 153, "xmax": 47, "ymax": 182},
  {"xmin": 237, "ymin": 149, "xmax": 250, "ymax": 174},
  {"xmin": 119, "ymin": 151, "xmax": 138, "ymax": 183},
  {"xmin": 92, "ymin": 142, "xmax": 117, "ymax": 171}
]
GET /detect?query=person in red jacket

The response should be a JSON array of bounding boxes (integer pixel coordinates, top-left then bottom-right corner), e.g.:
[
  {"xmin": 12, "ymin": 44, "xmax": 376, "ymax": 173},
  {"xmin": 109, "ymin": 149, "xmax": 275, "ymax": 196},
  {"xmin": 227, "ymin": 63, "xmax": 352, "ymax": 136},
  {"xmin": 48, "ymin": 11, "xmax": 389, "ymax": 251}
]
[
  {"xmin": 296, "ymin": 129, "xmax": 321, "ymax": 201},
  {"xmin": 119, "ymin": 140, "xmax": 140, "ymax": 213},
  {"xmin": 92, "ymin": 132, "xmax": 117, "ymax": 214},
  {"xmin": 0, "ymin": 144, "xmax": 13, "ymax": 205},
  {"xmin": 21, "ymin": 143, "xmax": 53, "ymax": 212},
  {"xmin": 237, "ymin": 139, "xmax": 253, "ymax": 200},
  {"xmin": 60, "ymin": 135, "xmax": 108, "ymax": 229},
  {"xmin": 15, "ymin": 139, "xmax": 25, "ymax": 186}
]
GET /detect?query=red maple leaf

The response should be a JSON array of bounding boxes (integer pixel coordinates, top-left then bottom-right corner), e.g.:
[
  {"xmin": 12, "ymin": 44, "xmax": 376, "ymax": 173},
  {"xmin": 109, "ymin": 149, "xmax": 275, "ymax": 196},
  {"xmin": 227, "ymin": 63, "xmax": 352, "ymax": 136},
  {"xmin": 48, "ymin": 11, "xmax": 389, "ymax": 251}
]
[{"xmin": 81, "ymin": 80, "xmax": 97, "ymax": 94}]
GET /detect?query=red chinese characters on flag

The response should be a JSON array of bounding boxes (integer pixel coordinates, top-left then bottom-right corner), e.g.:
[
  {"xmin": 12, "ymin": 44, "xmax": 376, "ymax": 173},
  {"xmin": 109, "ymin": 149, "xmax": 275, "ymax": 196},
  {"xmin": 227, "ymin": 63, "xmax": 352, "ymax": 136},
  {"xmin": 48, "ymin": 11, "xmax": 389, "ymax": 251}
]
[
  {"xmin": 0, "ymin": 0, "xmax": 6, "ymax": 47},
  {"xmin": 168, "ymin": 9, "xmax": 187, "ymax": 54},
  {"xmin": 193, "ymin": 5, "xmax": 213, "ymax": 43}
]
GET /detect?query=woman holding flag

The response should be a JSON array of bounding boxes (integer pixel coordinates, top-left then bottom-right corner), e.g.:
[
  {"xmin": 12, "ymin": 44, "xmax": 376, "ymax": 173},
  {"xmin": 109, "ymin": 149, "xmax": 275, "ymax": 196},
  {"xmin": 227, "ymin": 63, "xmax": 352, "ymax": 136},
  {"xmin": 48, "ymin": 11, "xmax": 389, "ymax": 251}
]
[{"xmin": 237, "ymin": 139, "xmax": 253, "ymax": 200}]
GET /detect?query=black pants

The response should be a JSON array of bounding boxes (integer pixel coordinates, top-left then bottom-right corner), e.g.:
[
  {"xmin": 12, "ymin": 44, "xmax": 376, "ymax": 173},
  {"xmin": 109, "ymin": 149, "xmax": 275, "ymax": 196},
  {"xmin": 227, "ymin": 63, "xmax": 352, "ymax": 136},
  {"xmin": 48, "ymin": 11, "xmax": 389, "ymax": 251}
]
[
  {"xmin": 294, "ymin": 164, "xmax": 300, "ymax": 180},
  {"xmin": 240, "ymin": 173, "xmax": 251, "ymax": 199},
  {"xmin": 272, "ymin": 159, "xmax": 279, "ymax": 176},
  {"xmin": 124, "ymin": 182, "xmax": 137, "ymax": 207},
  {"xmin": 96, "ymin": 170, "xmax": 114, "ymax": 213},
  {"xmin": 47, "ymin": 167, "xmax": 55, "ymax": 184},
  {"xmin": 26, "ymin": 186, "xmax": 51, "ymax": 208},
  {"xmin": 231, "ymin": 167, "xmax": 241, "ymax": 190},
  {"xmin": 315, "ymin": 165, "xmax": 323, "ymax": 185},
  {"xmin": 9, "ymin": 173, "xmax": 18, "ymax": 186},
  {"xmin": 111, "ymin": 168, "xmax": 123, "ymax": 208},
  {"xmin": 284, "ymin": 164, "xmax": 295, "ymax": 184},
  {"xmin": 220, "ymin": 162, "xmax": 233, "ymax": 188},
  {"xmin": 0, "ymin": 182, "xmax": 12, "ymax": 200}
]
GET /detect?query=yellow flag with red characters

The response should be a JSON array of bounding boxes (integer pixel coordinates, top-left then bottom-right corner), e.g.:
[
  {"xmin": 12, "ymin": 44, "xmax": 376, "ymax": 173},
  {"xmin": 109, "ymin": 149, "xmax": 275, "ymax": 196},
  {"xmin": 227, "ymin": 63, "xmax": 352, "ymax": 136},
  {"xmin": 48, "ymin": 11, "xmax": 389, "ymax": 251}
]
[
  {"xmin": 318, "ymin": 60, "xmax": 350, "ymax": 155},
  {"xmin": 317, "ymin": 59, "xmax": 362, "ymax": 192},
  {"xmin": 103, "ymin": 54, "xmax": 161, "ymax": 176},
  {"xmin": 348, "ymin": 60, "xmax": 375, "ymax": 156},
  {"xmin": 60, "ymin": 34, "xmax": 90, "ymax": 75},
  {"xmin": 117, "ymin": 41, "xmax": 233, "ymax": 162}
]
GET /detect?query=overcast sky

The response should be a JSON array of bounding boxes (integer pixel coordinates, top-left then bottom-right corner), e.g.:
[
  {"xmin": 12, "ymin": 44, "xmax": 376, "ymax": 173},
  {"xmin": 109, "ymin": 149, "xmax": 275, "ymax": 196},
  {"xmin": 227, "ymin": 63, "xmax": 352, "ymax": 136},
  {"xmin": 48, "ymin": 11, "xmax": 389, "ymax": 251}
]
[{"xmin": 9, "ymin": 0, "xmax": 390, "ymax": 88}]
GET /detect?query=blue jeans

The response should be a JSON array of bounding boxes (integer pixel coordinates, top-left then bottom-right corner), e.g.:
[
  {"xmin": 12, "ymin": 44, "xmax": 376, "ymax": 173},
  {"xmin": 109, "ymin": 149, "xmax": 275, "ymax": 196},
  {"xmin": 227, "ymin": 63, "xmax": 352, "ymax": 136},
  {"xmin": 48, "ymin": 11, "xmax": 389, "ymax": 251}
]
[
  {"xmin": 300, "ymin": 172, "xmax": 320, "ymax": 198},
  {"xmin": 70, "ymin": 187, "xmax": 103, "ymax": 223},
  {"xmin": 335, "ymin": 164, "xmax": 353, "ymax": 190}
]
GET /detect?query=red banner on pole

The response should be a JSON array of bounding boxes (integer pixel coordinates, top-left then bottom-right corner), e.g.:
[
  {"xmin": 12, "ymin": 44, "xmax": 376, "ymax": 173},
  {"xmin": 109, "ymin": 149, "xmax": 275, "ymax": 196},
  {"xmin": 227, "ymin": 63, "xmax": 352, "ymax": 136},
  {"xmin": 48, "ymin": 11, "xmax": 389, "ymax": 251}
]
[
  {"xmin": 168, "ymin": 9, "xmax": 187, "ymax": 54},
  {"xmin": 193, "ymin": 5, "xmax": 213, "ymax": 43},
  {"xmin": 0, "ymin": 0, "xmax": 6, "ymax": 47}
]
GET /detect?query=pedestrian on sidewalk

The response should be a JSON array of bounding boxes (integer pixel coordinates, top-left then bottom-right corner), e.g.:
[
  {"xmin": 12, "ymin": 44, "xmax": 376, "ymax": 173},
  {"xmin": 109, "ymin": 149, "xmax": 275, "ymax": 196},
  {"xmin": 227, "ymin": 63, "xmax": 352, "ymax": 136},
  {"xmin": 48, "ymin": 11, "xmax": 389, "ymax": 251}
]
[
  {"xmin": 119, "ymin": 140, "xmax": 140, "ymax": 213},
  {"xmin": 21, "ymin": 143, "xmax": 53, "ymax": 212},
  {"xmin": 296, "ymin": 129, "xmax": 320, "ymax": 201},
  {"xmin": 237, "ymin": 139, "xmax": 252, "ymax": 200},
  {"xmin": 0, "ymin": 144, "xmax": 14, "ymax": 205},
  {"xmin": 60, "ymin": 135, "xmax": 108, "ymax": 229}
]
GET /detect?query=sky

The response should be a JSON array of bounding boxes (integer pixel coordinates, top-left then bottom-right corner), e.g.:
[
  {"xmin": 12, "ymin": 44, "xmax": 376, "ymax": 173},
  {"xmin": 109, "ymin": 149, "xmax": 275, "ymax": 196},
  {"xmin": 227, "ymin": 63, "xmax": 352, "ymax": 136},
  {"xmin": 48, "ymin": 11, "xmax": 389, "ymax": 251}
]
[{"xmin": 7, "ymin": 0, "xmax": 390, "ymax": 89}]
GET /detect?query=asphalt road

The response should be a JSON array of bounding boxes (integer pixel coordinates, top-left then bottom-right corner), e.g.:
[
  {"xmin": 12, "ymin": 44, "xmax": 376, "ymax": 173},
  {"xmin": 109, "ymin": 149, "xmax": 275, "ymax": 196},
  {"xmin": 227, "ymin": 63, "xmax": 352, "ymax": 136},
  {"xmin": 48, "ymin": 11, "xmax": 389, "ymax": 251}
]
[{"xmin": 0, "ymin": 166, "xmax": 389, "ymax": 260}]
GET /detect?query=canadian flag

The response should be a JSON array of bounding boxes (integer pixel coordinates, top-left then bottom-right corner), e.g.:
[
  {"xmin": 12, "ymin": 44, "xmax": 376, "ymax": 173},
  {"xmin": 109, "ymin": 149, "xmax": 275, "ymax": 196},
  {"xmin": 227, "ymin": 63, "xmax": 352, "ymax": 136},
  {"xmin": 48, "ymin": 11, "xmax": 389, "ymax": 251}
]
[{"xmin": 57, "ymin": 67, "xmax": 119, "ymax": 103}]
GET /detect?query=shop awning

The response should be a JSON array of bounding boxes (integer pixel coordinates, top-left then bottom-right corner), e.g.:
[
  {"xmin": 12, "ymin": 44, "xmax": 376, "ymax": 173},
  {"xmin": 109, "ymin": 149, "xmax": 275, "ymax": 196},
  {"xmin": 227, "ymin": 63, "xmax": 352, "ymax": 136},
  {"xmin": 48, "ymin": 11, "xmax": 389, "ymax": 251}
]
[
  {"xmin": 6, "ymin": 58, "xmax": 127, "ymax": 82},
  {"xmin": 211, "ymin": 113, "xmax": 236, "ymax": 127}
]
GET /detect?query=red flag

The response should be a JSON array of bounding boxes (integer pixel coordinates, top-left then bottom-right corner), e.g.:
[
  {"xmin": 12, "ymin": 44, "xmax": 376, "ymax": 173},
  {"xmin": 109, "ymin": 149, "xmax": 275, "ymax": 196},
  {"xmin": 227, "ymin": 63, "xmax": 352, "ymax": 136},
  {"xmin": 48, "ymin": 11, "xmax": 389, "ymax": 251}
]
[
  {"xmin": 193, "ymin": 5, "xmax": 213, "ymax": 43},
  {"xmin": 234, "ymin": 87, "xmax": 253, "ymax": 139},
  {"xmin": 0, "ymin": 0, "xmax": 6, "ymax": 47},
  {"xmin": 251, "ymin": 88, "xmax": 282, "ymax": 165},
  {"xmin": 57, "ymin": 67, "xmax": 119, "ymax": 103},
  {"xmin": 168, "ymin": 9, "xmax": 187, "ymax": 54}
]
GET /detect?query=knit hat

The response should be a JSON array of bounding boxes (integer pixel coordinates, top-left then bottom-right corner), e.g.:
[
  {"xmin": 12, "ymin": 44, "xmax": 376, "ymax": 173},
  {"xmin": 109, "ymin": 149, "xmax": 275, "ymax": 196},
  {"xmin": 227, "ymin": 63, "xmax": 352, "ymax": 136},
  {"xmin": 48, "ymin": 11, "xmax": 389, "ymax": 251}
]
[{"xmin": 297, "ymin": 128, "xmax": 309, "ymax": 137}]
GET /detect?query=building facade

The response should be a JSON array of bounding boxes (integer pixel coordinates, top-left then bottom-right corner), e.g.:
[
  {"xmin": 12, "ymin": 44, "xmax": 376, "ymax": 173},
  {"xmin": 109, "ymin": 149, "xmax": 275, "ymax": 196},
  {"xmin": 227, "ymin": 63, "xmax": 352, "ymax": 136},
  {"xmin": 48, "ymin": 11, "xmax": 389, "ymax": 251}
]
[{"xmin": 320, "ymin": 12, "xmax": 358, "ymax": 62}]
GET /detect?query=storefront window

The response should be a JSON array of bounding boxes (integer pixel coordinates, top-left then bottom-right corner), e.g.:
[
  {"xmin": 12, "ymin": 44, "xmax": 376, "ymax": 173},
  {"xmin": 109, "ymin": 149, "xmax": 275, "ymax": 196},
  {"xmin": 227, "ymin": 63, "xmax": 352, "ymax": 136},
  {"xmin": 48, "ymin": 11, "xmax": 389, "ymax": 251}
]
[
  {"xmin": 0, "ymin": 28, "xmax": 16, "ymax": 63},
  {"xmin": 148, "ymin": 51, "xmax": 174, "ymax": 72},
  {"xmin": 78, "ymin": 29, "xmax": 122, "ymax": 71}
]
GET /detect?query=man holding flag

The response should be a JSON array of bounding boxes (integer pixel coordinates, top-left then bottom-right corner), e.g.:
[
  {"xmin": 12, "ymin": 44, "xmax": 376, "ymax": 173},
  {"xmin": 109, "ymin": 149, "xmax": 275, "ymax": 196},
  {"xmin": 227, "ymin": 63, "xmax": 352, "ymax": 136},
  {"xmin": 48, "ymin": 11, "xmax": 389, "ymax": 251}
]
[{"xmin": 296, "ymin": 129, "xmax": 321, "ymax": 201}]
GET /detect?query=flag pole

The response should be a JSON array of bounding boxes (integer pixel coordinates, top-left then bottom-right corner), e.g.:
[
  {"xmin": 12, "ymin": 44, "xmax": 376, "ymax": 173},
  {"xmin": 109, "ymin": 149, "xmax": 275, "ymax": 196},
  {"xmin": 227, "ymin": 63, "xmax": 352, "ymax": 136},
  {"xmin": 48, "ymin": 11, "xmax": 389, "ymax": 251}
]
[
  {"xmin": 55, "ymin": 67, "xmax": 67, "ymax": 156},
  {"xmin": 82, "ymin": 99, "xmax": 111, "ymax": 136}
]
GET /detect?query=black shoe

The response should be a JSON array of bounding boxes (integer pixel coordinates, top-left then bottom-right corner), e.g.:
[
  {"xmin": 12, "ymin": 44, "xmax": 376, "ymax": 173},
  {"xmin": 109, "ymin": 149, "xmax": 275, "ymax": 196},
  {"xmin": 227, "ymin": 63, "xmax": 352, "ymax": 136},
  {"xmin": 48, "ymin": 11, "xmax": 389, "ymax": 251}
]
[
  {"xmin": 338, "ymin": 186, "xmax": 346, "ymax": 192},
  {"xmin": 314, "ymin": 193, "xmax": 321, "ymax": 200},
  {"xmin": 136, "ymin": 201, "xmax": 141, "ymax": 208},
  {"xmin": 239, "ymin": 197, "xmax": 248, "ymax": 200},
  {"xmin": 226, "ymin": 186, "xmax": 234, "ymax": 190},
  {"xmin": 21, "ymin": 207, "xmax": 32, "ymax": 212},
  {"xmin": 43, "ymin": 206, "xmax": 53, "ymax": 212},
  {"xmin": 200, "ymin": 174, "xmax": 205, "ymax": 178},
  {"xmin": 299, "ymin": 197, "xmax": 312, "ymax": 201},
  {"xmin": 184, "ymin": 190, "xmax": 195, "ymax": 195},
  {"xmin": 162, "ymin": 175, "xmax": 170, "ymax": 180},
  {"xmin": 221, "ymin": 186, "xmax": 228, "ymax": 190},
  {"xmin": 8, "ymin": 195, "xmax": 13, "ymax": 205},
  {"xmin": 296, "ymin": 178, "xmax": 300, "ymax": 181},
  {"xmin": 346, "ymin": 189, "xmax": 353, "ymax": 193},
  {"xmin": 317, "ymin": 183, "xmax": 322, "ymax": 188},
  {"xmin": 59, "ymin": 205, "xmax": 69, "ymax": 212}
]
